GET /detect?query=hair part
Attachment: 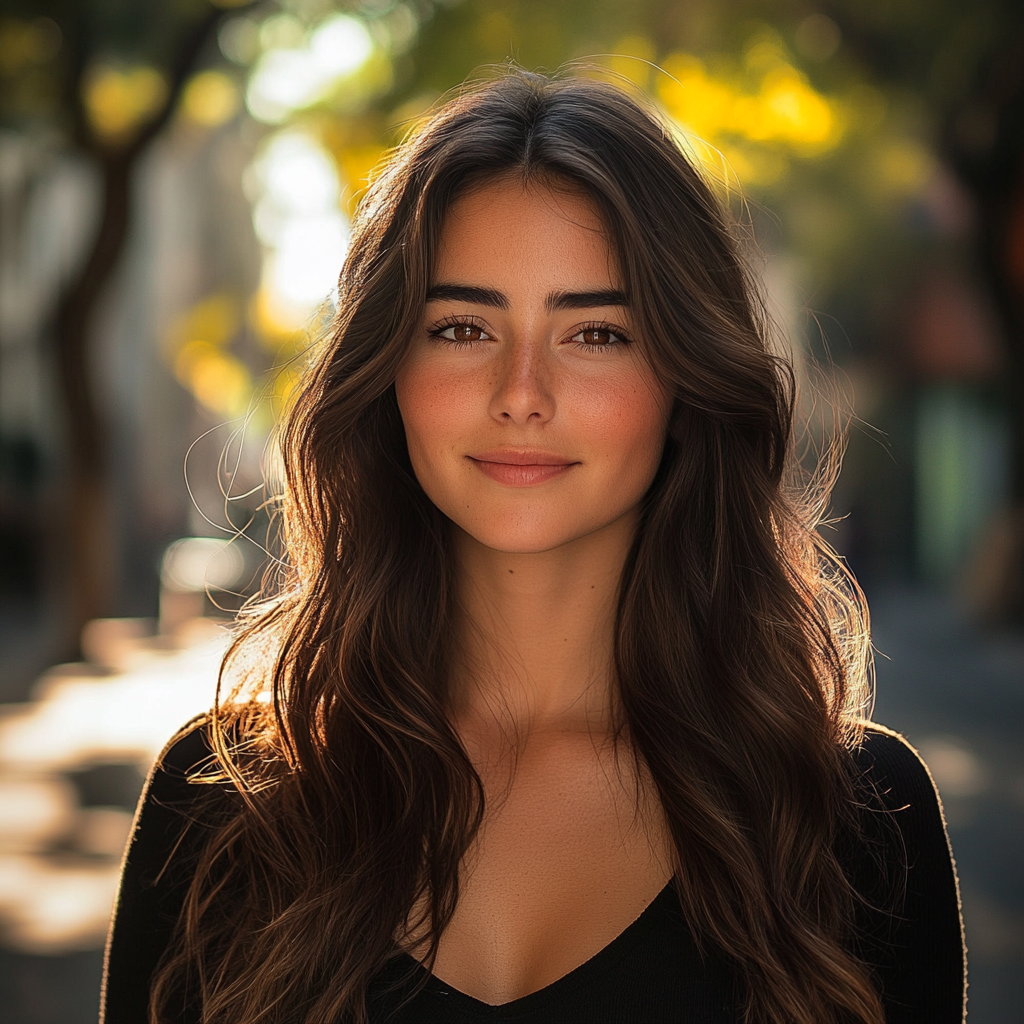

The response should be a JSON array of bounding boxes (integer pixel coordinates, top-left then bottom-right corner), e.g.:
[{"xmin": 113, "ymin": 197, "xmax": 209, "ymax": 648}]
[{"xmin": 153, "ymin": 68, "xmax": 881, "ymax": 1024}]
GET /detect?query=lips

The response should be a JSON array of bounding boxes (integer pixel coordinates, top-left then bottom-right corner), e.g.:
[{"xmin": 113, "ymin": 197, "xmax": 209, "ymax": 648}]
[{"xmin": 467, "ymin": 449, "xmax": 578, "ymax": 486}]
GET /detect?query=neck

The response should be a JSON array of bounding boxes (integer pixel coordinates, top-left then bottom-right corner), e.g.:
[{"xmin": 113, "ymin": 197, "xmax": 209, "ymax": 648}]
[{"xmin": 451, "ymin": 511, "xmax": 638, "ymax": 737}]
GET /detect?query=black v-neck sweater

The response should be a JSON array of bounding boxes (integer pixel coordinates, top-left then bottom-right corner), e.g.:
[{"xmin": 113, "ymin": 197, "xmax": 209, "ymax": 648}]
[{"xmin": 101, "ymin": 722, "xmax": 966, "ymax": 1023}]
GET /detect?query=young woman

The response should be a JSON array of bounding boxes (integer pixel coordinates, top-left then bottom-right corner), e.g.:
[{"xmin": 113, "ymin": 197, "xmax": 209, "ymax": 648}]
[{"xmin": 103, "ymin": 71, "xmax": 965, "ymax": 1024}]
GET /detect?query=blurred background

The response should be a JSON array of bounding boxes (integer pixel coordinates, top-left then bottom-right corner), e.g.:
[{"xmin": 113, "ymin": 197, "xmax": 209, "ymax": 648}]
[{"xmin": 0, "ymin": 0, "xmax": 1021, "ymax": 1020}]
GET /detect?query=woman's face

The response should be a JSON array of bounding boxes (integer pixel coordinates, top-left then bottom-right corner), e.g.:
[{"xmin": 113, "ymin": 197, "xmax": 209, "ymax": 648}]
[{"xmin": 395, "ymin": 178, "xmax": 672, "ymax": 555}]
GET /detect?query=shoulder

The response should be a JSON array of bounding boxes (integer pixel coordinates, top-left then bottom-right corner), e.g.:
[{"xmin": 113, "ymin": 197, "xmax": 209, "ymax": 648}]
[
  {"xmin": 844, "ymin": 722, "xmax": 958, "ymax": 918},
  {"xmin": 140, "ymin": 714, "xmax": 229, "ymax": 817},
  {"xmin": 103, "ymin": 716, "xmax": 233, "ymax": 1024},
  {"xmin": 844, "ymin": 731, "xmax": 966, "ymax": 1021},
  {"xmin": 851, "ymin": 723, "xmax": 943, "ymax": 813},
  {"xmin": 106, "ymin": 716, "xmax": 238, "ymax": 964},
  {"xmin": 126, "ymin": 715, "xmax": 239, "ymax": 877},
  {"xmin": 847, "ymin": 722, "xmax": 952, "ymax": 862},
  {"xmin": 155, "ymin": 713, "xmax": 217, "ymax": 779}
]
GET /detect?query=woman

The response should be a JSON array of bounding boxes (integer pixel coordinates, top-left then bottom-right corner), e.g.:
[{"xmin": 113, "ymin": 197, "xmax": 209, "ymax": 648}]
[{"xmin": 103, "ymin": 71, "xmax": 965, "ymax": 1024}]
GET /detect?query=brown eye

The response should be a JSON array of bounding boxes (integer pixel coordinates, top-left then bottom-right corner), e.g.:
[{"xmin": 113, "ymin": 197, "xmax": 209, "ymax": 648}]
[
  {"xmin": 580, "ymin": 328, "xmax": 613, "ymax": 346},
  {"xmin": 573, "ymin": 325, "xmax": 629, "ymax": 348},
  {"xmin": 435, "ymin": 322, "xmax": 489, "ymax": 343}
]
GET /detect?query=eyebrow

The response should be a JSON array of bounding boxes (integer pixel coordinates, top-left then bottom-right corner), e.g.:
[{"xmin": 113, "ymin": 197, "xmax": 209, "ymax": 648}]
[
  {"xmin": 547, "ymin": 289, "xmax": 628, "ymax": 312},
  {"xmin": 425, "ymin": 284, "xmax": 508, "ymax": 309},
  {"xmin": 426, "ymin": 283, "xmax": 628, "ymax": 312}
]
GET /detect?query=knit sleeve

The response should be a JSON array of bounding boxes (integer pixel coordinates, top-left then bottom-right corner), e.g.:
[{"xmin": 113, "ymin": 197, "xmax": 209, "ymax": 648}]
[{"xmin": 849, "ymin": 725, "xmax": 967, "ymax": 1024}]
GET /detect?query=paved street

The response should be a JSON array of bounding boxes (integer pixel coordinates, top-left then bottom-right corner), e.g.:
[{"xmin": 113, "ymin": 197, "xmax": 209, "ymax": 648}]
[
  {"xmin": 869, "ymin": 588, "xmax": 1024, "ymax": 1024},
  {"xmin": 0, "ymin": 588, "xmax": 1020, "ymax": 1022}
]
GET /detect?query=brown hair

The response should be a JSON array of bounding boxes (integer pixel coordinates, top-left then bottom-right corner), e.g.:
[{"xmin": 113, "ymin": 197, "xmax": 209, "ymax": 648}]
[{"xmin": 153, "ymin": 69, "xmax": 881, "ymax": 1024}]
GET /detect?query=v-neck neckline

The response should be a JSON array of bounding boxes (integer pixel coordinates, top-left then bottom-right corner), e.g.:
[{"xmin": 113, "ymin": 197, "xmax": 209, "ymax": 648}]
[{"xmin": 396, "ymin": 879, "xmax": 678, "ymax": 1017}]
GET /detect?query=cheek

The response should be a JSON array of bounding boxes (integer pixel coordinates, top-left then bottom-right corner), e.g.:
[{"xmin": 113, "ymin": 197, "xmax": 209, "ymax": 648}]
[
  {"xmin": 395, "ymin": 358, "xmax": 477, "ymax": 471},
  {"xmin": 394, "ymin": 366, "xmax": 436, "ymax": 470},
  {"xmin": 568, "ymin": 373, "xmax": 670, "ymax": 475}
]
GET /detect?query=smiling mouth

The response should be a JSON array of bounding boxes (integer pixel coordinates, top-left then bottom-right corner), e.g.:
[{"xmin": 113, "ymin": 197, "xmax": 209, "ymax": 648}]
[{"xmin": 467, "ymin": 450, "xmax": 578, "ymax": 486}]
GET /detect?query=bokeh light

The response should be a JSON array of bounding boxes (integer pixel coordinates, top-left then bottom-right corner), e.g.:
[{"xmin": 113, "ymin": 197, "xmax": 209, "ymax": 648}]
[
  {"xmin": 166, "ymin": 293, "xmax": 253, "ymax": 419},
  {"xmin": 246, "ymin": 14, "xmax": 374, "ymax": 124},
  {"xmin": 249, "ymin": 131, "xmax": 349, "ymax": 332},
  {"xmin": 82, "ymin": 64, "xmax": 168, "ymax": 143},
  {"xmin": 181, "ymin": 70, "xmax": 241, "ymax": 128}
]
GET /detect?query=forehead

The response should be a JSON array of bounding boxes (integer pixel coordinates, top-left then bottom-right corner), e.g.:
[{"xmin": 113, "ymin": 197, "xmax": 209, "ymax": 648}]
[{"xmin": 433, "ymin": 177, "xmax": 622, "ymax": 290}]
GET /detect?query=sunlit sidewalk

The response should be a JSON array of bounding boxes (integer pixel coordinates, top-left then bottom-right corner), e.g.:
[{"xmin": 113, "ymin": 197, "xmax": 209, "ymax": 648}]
[{"xmin": 0, "ymin": 616, "xmax": 224, "ymax": 955}]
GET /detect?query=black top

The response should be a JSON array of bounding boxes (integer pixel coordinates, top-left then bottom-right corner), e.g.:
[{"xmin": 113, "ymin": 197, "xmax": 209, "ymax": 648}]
[{"xmin": 102, "ymin": 721, "xmax": 966, "ymax": 1023}]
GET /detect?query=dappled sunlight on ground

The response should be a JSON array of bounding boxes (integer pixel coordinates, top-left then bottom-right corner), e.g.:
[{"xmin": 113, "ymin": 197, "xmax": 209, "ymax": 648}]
[{"xmin": 0, "ymin": 619, "xmax": 223, "ymax": 954}]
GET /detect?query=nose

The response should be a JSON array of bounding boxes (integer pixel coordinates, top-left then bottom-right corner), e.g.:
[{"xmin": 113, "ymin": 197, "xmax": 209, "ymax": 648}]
[{"xmin": 488, "ymin": 335, "xmax": 556, "ymax": 425}]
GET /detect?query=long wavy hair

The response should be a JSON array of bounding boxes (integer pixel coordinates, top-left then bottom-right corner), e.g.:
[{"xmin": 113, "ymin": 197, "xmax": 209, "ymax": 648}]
[{"xmin": 152, "ymin": 70, "xmax": 881, "ymax": 1024}]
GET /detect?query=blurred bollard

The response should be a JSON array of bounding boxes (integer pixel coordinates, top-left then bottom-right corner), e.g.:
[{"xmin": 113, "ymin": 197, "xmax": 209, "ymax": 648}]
[
  {"xmin": 159, "ymin": 537, "xmax": 246, "ymax": 636},
  {"xmin": 0, "ymin": 777, "xmax": 76, "ymax": 855},
  {"xmin": 80, "ymin": 618, "xmax": 160, "ymax": 669}
]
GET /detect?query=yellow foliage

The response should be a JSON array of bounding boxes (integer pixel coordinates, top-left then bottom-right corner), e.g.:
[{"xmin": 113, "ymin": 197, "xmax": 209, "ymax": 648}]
[
  {"xmin": 0, "ymin": 17, "xmax": 60, "ymax": 74},
  {"xmin": 181, "ymin": 71, "xmax": 240, "ymax": 128},
  {"xmin": 165, "ymin": 293, "xmax": 251, "ymax": 417},
  {"xmin": 657, "ymin": 48, "xmax": 843, "ymax": 165},
  {"xmin": 659, "ymin": 56, "xmax": 736, "ymax": 140},
  {"xmin": 174, "ymin": 341, "xmax": 252, "ymax": 418},
  {"xmin": 83, "ymin": 64, "xmax": 168, "ymax": 143},
  {"xmin": 757, "ymin": 66, "xmax": 836, "ymax": 147},
  {"xmin": 337, "ymin": 144, "xmax": 387, "ymax": 216},
  {"xmin": 249, "ymin": 288, "xmax": 306, "ymax": 351},
  {"xmin": 165, "ymin": 293, "xmax": 240, "ymax": 355},
  {"xmin": 873, "ymin": 140, "xmax": 934, "ymax": 196},
  {"xmin": 610, "ymin": 36, "xmax": 656, "ymax": 89}
]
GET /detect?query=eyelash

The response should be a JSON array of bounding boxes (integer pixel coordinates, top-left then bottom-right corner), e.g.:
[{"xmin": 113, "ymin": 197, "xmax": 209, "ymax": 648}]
[
  {"xmin": 428, "ymin": 315, "xmax": 490, "ymax": 347},
  {"xmin": 427, "ymin": 316, "xmax": 635, "ymax": 351},
  {"xmin": 571, "ymin": 321, "xmax": 634, "ymax": 351}
]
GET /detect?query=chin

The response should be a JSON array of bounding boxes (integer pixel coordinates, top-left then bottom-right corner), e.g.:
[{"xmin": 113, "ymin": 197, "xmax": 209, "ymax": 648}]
[
  {"xmin": 462, "ymin": 530, "xmax": 577, "ymax": 555},
  {"xmin": 451, "ymin": 519, "xmax": 564, "ymax": 554},
  {"xmin": 448, "ymin": 505, "xmax": 625, "ymax": 555}
]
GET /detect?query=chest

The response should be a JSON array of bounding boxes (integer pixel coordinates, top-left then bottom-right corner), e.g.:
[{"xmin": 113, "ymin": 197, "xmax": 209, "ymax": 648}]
[{"xmin": 426, "ymin": 736, "xmax": 674, "ymax": 1004}]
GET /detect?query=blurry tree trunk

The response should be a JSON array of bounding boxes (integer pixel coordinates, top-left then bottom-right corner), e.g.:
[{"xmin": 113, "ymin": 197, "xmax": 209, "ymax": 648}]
[
  {"xmin": 51, "ymin": 7, "xmax": 223, "ymax": 654},
  {"xmin": 53, "ymin": 153, "xmax": 130, "ymax": 643}
]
